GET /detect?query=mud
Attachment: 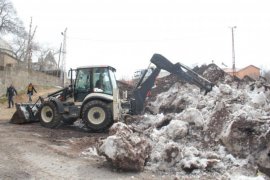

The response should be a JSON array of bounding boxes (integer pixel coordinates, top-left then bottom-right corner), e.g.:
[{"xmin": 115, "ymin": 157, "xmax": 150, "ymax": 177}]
[
  {"xmin": 0, "ymin": 86, "xmax": 172, "ymax": 179},
  {"xmin": 0, "ymin": 120, "xmax": 171, "ymax": 179}
]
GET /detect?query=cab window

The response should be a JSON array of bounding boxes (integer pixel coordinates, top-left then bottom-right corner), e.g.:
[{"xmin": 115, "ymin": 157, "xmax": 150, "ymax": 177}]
[
  {"xmin": 93, "ymin": 67, "xmax": 113, "ymax": 95},
  {"xmin": 75, "ymin": 69, "xmax": 90, "ymax": 91},
  {"xmin": 109, "ymin": 69, "xmax": 117, "ymax": 89}
]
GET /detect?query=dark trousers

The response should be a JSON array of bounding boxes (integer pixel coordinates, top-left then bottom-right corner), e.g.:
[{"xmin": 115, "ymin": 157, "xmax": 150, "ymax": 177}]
[
  {"xmin": 8, "ymin": 96, "xmax": 14, "ymax": 108},
  {"xmin": 28, "ymin": 92, "xmax": 33, "ymax": 102}
]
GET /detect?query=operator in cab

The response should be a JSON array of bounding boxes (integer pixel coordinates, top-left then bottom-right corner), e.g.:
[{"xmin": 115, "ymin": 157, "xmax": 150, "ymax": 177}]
[{"xmin": 95, "ymin": 73, "xmax": 105, "ymax": 90}]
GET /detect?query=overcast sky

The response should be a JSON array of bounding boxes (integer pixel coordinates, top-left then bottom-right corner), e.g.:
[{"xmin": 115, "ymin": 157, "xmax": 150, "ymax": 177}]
[{"xmin": 11, "ymin": 0, "xmax": 270, "ymax": 79}]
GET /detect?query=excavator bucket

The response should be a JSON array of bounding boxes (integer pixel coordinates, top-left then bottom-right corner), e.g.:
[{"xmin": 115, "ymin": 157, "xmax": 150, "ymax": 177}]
[
  {"xmin": 10, "ymin": 103, "xmax": 40, "ymax": 124},
  {"xmin": 10, "ymin": 91, "xmax": 61, "ymax": 124}
]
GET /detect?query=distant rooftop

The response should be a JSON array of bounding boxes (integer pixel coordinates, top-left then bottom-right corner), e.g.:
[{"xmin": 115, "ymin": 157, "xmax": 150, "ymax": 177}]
[
  {"xmin": 0, "ymin": 38, "xmax": 16, "ymax": 58},
  {"xmin": 223, "ymin": 65, "xmax": 260, "ymax": 73},
  {"xmin": 0, "ymin": 38, "xmax": 12, "ymax": 51}
]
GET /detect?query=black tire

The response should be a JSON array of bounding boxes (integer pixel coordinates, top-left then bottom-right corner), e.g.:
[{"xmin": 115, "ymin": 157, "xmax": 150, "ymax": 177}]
[
  {"xmin": 82, "ymin": 100, "xmax": 113, "ymax": 132},
  {"xmin": 62, "ymin": 117, "xmax": 77, "ymax": 125},
  {"xmin": 39, "ymin": 101, "xmax": 62, "ymax": 128}
]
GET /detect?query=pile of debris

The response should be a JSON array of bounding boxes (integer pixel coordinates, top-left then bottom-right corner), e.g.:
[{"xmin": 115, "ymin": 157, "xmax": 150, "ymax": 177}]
[
  {"xmin": 97, "ymin": 122, "xmax": 151, "ymax": 171},
  {"xmin": 96, "ymin": 64, "xmax": 269, "ymax": 179}
]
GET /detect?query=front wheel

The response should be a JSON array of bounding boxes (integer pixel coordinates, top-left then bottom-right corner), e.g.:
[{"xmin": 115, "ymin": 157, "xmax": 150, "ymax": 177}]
[
  {"xmin": 82, "ymin": 100, "xmax": 113, "ymax": 132},
  {"xmin": 39, "ymin": 101, "xmax": 62, "ymax": 128}
]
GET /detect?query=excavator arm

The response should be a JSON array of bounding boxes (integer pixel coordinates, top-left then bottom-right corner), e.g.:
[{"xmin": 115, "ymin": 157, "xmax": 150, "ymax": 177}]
[{"xmin": 129, "ymin": 53, "xmax": 214, "ymax": 115}]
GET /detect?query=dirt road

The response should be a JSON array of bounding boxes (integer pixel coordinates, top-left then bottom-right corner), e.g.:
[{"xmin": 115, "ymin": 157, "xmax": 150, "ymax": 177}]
[
  {"xmin": 0, "ymin": 121, "xmax": 163, "ymax": 179},
  {"xmin": 0, "ymin": 87, "xmax": 164, "ymax": 179}
]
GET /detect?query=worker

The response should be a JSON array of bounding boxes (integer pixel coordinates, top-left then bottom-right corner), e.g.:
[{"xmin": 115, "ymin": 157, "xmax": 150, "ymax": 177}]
[
  {"xmin": 6, "ymin": 83, "xmax": 17, "ymax": 108},
  {"xmin": 27, "ymin": 83, "xmax": 37, "ymax": 102},
  {"xmin": 95, "ymin": 73, "xmax": 105, "ymax": 90}
]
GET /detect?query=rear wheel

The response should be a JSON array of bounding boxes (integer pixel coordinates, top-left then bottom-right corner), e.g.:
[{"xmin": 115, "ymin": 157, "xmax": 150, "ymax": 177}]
[
  {"xmin": 82, "ymin": 100, "xmax": 113, "ymax": 132},
  {"xmin": 39, "ymin": 101, "xmax": 62, "ymax": 128}
]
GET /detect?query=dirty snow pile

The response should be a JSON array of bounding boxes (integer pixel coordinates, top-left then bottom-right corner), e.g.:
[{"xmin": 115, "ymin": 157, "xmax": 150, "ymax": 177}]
[
  {"xmin": 98, "ymin": 82, "xmax": 270, "ymax": 178},
  {"xmin": 97, "ymin": 122, "xmax": 151, "ymax": 171}
]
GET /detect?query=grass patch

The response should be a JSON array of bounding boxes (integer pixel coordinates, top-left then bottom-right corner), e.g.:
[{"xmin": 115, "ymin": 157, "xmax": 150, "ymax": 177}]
[
  {"xmin": 0, "ymin": 90, "xmax": 25, "ymax": 104},
  {"xmin": 0, "ymin": 95, "xmax": 7, "ymax": 104}
]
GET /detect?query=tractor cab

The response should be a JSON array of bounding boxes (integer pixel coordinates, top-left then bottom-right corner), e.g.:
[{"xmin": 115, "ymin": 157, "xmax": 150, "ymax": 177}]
[{"xmin": 74, "ymin": 66, "xmax": 118, "ymax": 102}]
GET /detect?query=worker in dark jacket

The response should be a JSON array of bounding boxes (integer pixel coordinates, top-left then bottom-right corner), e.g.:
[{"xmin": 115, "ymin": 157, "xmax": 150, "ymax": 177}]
[
  {"xmin": 27, "ymin": 83, "xmax": 37, "ymax": 102},
  {"xmin": 6, "ymin": 84, "xmax": 17, "ymax": 108}
]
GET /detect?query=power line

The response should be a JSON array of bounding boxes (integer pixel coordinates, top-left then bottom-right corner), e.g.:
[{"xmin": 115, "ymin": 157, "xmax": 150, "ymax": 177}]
[{"xmin": 66, "ymin": 35, "xmax": 217, "ymax": 43}]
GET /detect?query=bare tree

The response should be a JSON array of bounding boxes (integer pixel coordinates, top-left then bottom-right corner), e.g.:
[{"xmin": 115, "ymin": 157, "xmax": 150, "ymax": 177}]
[
  {"xmin": 0, "ymin": 0, "xmax": 58, "ymax": 72},
  {"xmin": 0, "ymin": 0, "xmax": 24, "ymax": 35},
  {"xmin": 35, "ymin": 45, "xmax": 58, "ymax": 71},
  {"xmin": 1, "ymin": 0, "xmax": 28, "ymax": 62},
  {"xmin": 6, "ymin": 27, "xmax": 28, "ymax": 60},
  {"xmin": 23, "ymin": 17, "xmax": 37, "ymax": 70}
]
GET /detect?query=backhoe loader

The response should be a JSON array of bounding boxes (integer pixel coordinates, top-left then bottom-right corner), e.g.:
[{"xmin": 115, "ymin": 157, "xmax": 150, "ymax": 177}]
[{"xmin": 10, "ymin": 54, "xmax": 214, "ymax": 132}]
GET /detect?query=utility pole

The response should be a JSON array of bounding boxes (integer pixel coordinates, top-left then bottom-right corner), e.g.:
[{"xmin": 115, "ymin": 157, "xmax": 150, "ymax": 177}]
[
  {"xmin": 58, "ymin": 43, "xmax": 62, "ymax": 71},
  {"xmin": 54, "ymin": 43, "xmax": 62, "ymax": 78},
  {"xmin": 61, "ymin": 28, "xmax": 67, "ymax": 87},
  {"xmin": 230, "ymin": 26, "xmax": 237, "ymax": 78}
]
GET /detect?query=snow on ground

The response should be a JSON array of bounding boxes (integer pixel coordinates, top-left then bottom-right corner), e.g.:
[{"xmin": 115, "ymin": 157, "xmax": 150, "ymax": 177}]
[{"xmin": 97, "ymin": 81, "xmax": 270, "ymax": 179}]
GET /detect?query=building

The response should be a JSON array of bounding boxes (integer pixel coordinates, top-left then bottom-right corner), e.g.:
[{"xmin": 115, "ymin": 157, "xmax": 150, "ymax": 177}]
[
  {"xmin": 223, "ymin": 65, "xmax": 260, "ymax": 80},
  {"xmin": 35, "ymin": 51, "xmax": 58, "ymax": 71},
  {"xmin": 0, "ymin": 38, "xmax": 18, "ymax": 69},
  {"xmin": 1, "ymin": 38, "xmax": 59, "ymax": 73}
]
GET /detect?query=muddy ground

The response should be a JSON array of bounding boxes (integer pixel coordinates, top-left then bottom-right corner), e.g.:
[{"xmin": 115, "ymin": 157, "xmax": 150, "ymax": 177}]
[
  {"xmin": 0, "ymin": 87, "xmax": 171, "ymax": 179},
  {"xmin": 0, "ymin": 120, "xmax": 168, "ymax": 179}
]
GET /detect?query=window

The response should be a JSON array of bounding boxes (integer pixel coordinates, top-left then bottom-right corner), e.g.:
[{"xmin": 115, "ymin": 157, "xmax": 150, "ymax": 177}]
[
  {"xmin": 93, "ymin": 67, "xmax": 113, "ymax": 95},
  {"xmin": 109, "ymin": 69, "xmax": 117, "ymax": 89},
  {"xmin": 75, "ymin": 69, "xmax": 90, "ymax": 91}
]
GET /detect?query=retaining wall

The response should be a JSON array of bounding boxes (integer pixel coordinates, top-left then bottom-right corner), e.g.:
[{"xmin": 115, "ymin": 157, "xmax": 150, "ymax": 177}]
[{"xmin": 0, "ymin": 66, "xmax": 61, "ymax": 96}]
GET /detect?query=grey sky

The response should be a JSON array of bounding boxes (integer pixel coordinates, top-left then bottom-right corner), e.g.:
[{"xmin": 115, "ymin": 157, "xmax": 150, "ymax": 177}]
[{"xmin": 11, "ymin": 0, "xmax": 270, "ymax": 79}]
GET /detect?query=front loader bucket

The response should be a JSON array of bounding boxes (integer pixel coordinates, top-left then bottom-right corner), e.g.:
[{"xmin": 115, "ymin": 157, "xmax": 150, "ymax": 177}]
[{"xmin": 10, "ymin": 103, "xmax": 40, "ymax": 124}]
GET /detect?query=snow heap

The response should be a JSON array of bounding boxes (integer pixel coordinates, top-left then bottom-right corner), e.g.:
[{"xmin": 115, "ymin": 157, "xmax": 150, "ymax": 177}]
[
  {"xmin": 97, "ymin": 122, "xmax": 151, "ymax": 171},
  {"xmin": 97, "ymin": 82, "xmax": 270, "ymax": 178}
]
